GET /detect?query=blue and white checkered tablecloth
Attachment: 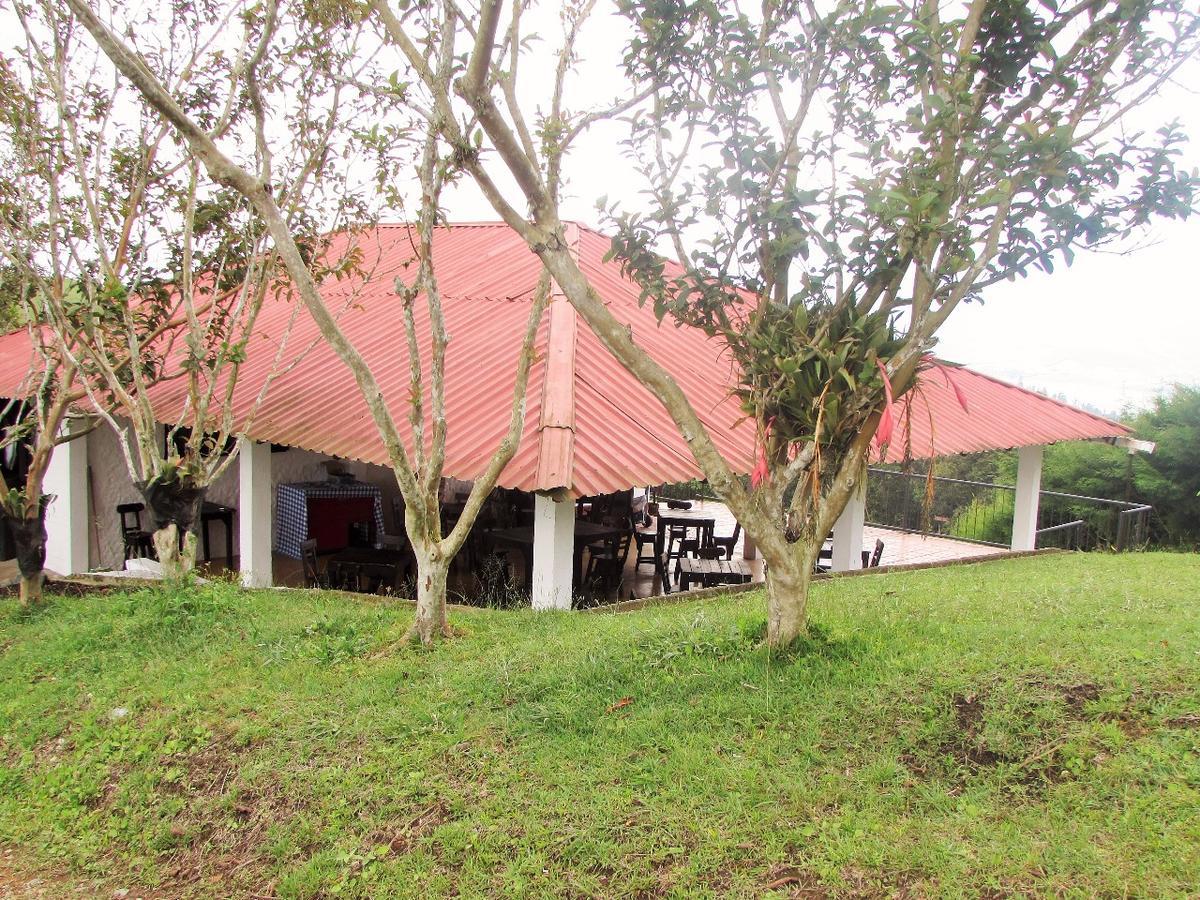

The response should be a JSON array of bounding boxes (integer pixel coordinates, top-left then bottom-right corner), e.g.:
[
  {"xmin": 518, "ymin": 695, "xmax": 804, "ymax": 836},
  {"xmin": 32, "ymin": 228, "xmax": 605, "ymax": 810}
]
[{"xmin": 274, "ymin": 481, "xmax": 386, "ymax": 559}]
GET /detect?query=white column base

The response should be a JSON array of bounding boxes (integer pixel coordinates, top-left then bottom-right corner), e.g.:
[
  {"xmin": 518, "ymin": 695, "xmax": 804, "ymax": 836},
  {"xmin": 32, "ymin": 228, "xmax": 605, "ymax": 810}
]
[
  {"xmin": 238, "ymin": 438, "xmax": 273, "ymax": 587},
  {"xmin": 43, "ymin": 422, "xmax": 90, "ymax": 576},
  {"xmin": 1011, "ymin": 444, "xmax": 1044, "ymax": 551},
  {"xmin": 532, "ymin": 493, "xmax": 574, "ymax": 610},
  {"xmin": 831, "ymin": 480, "xmax": 866, "ymax": 572}
]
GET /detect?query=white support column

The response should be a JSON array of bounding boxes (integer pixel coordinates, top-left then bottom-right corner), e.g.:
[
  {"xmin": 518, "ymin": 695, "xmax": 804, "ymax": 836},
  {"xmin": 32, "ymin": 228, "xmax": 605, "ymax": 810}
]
[
  {"xmin": 532, "ymin": 492, "xmax": 574, "ymax": 610},
  {"xmin": 1011, "ymin": 444, "xmax": 1044, "ymax": 551},
  {"xmin": 43, "ymin": 423, "xmax": 89, "ymax": 576},
  {"xmin": 830, "ymin": 479, "xmax": 866, "ymax": 572},
  {"xmin": 238, "ymin": 438, "xmax": 273, "ymax": 587}
]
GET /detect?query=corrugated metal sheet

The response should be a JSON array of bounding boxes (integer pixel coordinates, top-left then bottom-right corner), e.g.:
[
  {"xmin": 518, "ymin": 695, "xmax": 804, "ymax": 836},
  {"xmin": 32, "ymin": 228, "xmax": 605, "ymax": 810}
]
[
  {"xmin": 0, "ymin": 327, "xmax": 42, "ymax": 397},
  {"xmin": 876, "ymin": 363, "xmax": 1130, "ymax": 463},
  {"xmin": 0, "ymin": 222, "xmax": 1129, "ymax": 493}
]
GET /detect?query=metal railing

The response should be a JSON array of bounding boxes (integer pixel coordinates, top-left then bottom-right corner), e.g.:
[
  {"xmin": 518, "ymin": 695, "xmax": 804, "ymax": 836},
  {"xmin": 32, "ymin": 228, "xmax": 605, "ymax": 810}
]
[{"xmin": 866, "ymin": 467, "xmax": 1152, "ymax": 552}]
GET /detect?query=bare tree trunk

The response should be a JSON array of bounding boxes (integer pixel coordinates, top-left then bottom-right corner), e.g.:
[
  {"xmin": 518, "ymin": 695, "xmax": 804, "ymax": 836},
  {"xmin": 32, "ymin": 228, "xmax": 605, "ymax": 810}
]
[
  {"xmin": 152, "ymin": 524, "xmax": 198, "ymax": 582},
  {"xmin": 763, "ymin": 544, "xmax": 818, "ymax": 647},
  {"xmin": 18, "ymin": 572, "xmax": 44, "ymax": 606},
  {"xmin": 409, "ymin": 542, "xmax": 451, "ymax": 646}
]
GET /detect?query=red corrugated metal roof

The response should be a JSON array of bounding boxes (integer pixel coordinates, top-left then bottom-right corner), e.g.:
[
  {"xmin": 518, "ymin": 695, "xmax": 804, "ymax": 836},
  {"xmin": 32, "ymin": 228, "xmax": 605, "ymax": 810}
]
[
  {"xmin": 875, "ymin": 363, "xmax": 1130, "ymax": 462},
  {"xmin": 0, "ymin": 328, "xmax": 42, "ymax": 397},
  {"xmin": 0, "ymin": 222, "xmax": 1129, "ymax": 493}
]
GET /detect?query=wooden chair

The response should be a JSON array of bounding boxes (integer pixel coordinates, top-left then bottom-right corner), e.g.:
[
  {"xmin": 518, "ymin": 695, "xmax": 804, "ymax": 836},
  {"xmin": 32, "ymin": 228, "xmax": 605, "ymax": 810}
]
[
  {"xmin": 862, "ymin": 539, "xmax": 885, "ymax": 568},
  {"xmin": 710, "ymin": 522, "xmax": 742, "ymax": 560},
  {"xmin": 117, "ymin": 502, "xmax": 155, "ymax": 560},
  {"xmin": 667, "ymin": 520, "xmax": 712, "ymax": 567},
  {"xmin": 356, "ymin": 561, "xmax": 400, "ymax": 595},
  {"xmin": 301, "ymin": 538, "xmax": 329, "ymax": 589},
  {"xmin": 584, "ymin": 529, "xmax": 633, "ymax": 594},
  {"xmin": 633, "ymin": 520, "xmax": 658, "ymax": 572}
]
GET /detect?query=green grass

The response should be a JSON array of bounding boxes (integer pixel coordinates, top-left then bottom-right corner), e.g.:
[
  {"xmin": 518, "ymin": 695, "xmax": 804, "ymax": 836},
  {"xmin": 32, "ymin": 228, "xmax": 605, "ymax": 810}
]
[{"xmin": 1, "ymin": 553, "xmax": 1199, "ymax": 897}]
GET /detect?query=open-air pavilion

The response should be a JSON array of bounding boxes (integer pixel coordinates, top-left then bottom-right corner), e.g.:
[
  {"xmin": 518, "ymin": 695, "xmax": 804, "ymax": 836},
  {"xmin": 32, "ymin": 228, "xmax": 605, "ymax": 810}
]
[{"xmin": 0, "ymin": 222, "xmax": 1138, "ymax": 606}]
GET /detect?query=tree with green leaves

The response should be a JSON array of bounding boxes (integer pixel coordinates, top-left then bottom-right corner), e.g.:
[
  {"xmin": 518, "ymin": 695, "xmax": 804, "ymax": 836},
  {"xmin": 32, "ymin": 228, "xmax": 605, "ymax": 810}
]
[
  {"xmin": 0, "ymin": 0, "xmax": 361, "ymax": 581},
  {"xmin": 0, "ymin": 266, "xmax": 28, "ymax": 332},
  {"xmin": 65, "ymin": 0, "xmax": 1199, "ymax": 644},
  {"xmin": 0, "ymin": 35, "xmax": 97, "ymax": 604},
  {"xmin": 1125, "ymin": 385, "xmax": 1200, "ymax": 545},
  {"xmin": 386, "ymin": 0, "xmax": 1198, "ymax": 646},
  {"xmin": 64, "ymin": 0, "xmax": 553, "ymax": 642}
]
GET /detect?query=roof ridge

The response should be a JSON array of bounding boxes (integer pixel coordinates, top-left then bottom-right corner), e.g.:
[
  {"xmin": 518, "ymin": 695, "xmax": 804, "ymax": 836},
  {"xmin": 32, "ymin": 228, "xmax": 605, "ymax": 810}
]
[{"xmin": 533, "ymin": 265, "xmax": 578, "ymax": 492}]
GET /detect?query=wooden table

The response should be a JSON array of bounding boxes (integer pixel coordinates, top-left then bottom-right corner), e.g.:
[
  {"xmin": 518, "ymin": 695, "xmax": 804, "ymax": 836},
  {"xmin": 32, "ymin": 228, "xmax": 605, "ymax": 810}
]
[
  {"xmin": 675, "ymin": 557, "xmax": 752, "ymax": 591},
  {"xmin": 487, "ymin": 521, "xmax": 626, "ymax": 591},
  {"xmin": 328, "ymin": 546, "xmax": 412, "ymax": 594},
  {"xmin": 199, "ymin": 502, "xmax": 235, "ymax": 563}
]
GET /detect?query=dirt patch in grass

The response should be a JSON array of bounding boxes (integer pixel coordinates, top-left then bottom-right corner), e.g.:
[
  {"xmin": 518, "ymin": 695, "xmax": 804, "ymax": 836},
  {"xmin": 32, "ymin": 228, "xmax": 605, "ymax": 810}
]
[
  {"xmin": 901, "ymin": 690, "xmax": 1004, "ymax": 776},
  {"xmin": 1057, "ymin": 681, "xmax": 1101, "ymax": 711},
  {"xmin": 950, "ymin": 691, "xmax": 1002, "ymax": 768},
  {"xmin": 761, "ymin": 863, "xmax": 829, "ymax": 897},
  {"xmin": 140, "ymin": 730, "xmax": 302, "ymax": 896},
  {"xmin": 0, "ymin": 579, "xmax": 137, "ymax": 600},
  {"xmin": 0, "ymin": 846, "xmax": 169, "ymax": 900},
  {"xmin": 748, "ymin": 863, "xmax": 933, "ymax": 898},
  {"xmin": 904, "ymin": 679, "xmax": 1138, "ymax": 791},
  {"xmin": 369, "ymin": 799, "xmax": 452, "ymax": 856}
]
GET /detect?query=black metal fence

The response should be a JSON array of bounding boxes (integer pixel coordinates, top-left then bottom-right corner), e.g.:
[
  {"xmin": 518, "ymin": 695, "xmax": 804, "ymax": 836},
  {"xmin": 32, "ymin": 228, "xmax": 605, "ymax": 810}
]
[{"xmin": 865, "ymin": 467, "xmax": 1152, "ymax": 551}]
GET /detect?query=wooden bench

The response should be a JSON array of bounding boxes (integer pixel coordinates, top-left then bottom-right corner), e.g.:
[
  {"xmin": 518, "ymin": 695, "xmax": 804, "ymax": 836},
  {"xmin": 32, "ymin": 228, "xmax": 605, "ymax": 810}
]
[{"xmin": 675, "ymin": 557, "xmax": 752, "ymax": 591}]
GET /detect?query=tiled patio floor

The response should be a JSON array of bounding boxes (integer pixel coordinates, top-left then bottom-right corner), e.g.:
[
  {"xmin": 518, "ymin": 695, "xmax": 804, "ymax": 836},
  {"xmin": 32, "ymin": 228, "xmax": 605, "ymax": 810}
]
[
  {"xmin": 249, "ymin": 497, "xmax": 1007, "ymax": 601},
  {"xmin": 7, "ymin": 501, "xmax": 1005, "ymax": 598},
  {"xmin": 863, "ymin": 525, "xmax": 1001, "ymax": 567}
]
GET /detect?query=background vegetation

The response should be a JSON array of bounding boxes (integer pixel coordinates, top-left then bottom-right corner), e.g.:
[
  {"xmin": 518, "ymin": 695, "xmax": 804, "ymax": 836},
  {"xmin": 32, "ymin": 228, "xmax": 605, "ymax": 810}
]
[{"xmin": 871, "ymin": 384, "xmax": 1200, "ymax": 549}]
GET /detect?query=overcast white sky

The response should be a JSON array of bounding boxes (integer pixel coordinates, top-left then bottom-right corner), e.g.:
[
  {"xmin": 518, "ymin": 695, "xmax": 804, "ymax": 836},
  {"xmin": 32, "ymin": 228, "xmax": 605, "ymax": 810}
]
[{"xmin": 437, "ymin": 4, "xmax": 1199, "ymax": 419}]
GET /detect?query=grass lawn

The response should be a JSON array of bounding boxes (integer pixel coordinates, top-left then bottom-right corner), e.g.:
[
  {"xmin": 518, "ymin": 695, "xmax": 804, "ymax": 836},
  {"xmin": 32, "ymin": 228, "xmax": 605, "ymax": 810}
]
[{"xmin": 1, "ymin": 552, "xmax": 1198, "ymax": 898}]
